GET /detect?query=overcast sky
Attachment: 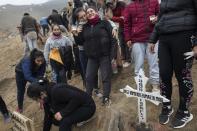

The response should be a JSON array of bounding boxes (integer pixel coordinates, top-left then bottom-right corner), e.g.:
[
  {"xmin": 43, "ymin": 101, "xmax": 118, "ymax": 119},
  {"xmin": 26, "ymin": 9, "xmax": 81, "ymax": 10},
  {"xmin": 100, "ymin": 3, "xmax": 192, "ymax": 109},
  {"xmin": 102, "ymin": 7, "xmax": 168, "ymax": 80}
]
[{"xmin": 0, "ymin": 0, "xmax": 50, "ymax": 6}]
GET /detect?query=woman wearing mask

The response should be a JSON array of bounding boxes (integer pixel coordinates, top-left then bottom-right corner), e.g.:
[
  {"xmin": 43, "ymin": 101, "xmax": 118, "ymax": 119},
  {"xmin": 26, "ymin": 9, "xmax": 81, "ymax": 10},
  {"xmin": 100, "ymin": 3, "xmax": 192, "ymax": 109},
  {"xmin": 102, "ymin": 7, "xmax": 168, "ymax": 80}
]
[
  {"xmin": 44, "ymin": 24, "xmax": 73, "ymax": 83},
  {"xmin": 27, "ymin": 80, "xmax": 96, "ymax": 131},
  {"xmin": 75, "ymin": 7, "xmax": 114, "ymax": 105},
  {"xmin": 149, "ymin": 0, "xmax": 197, "ymax": 128},
  {"xmin": 15, "ymin": 49, "xmax": 46, "ymax": 113}
]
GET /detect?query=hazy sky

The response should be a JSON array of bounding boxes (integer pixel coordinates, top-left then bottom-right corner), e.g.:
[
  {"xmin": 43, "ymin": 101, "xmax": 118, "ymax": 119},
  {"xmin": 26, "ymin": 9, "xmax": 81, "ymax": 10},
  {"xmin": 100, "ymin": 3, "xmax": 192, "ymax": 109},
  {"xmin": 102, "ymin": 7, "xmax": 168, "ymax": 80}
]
[{"xmin": 0, "ymin": 0, "xmax": 50, "ymax": 6}]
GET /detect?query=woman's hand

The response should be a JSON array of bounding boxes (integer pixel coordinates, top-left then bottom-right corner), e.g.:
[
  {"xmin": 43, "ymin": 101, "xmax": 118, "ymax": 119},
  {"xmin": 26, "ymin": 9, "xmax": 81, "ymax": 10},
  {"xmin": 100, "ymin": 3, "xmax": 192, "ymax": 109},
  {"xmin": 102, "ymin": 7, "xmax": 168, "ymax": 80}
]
[
  {"xmin": 149, "ymin": 43, "xmax": 155, "ymax": 54},
  {"xmin": 112, "ymin": 28, "xmax": 117, "ymax": 38},
  {"xmin": 76, "ymin": 26, "xmax": 83, "ymax": 33},
  {"xmin": 193, "ymin": 46, "xmax": 197, "ymax": 58},
  {"xmin": 54, "ymin": 112, "xmax": 63, "ymax": 121}
]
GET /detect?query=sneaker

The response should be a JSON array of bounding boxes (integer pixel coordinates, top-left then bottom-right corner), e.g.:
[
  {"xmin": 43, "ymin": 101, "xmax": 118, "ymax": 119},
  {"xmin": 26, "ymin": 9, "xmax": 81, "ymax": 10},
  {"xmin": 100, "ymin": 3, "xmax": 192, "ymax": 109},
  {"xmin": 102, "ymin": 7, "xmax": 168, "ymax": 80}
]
[
  {"xmin": 94, "ymin": 89, "xmax": 103, "ymax": 98},
  {"xmin": 159, "ymin": 106, "xmax": 174, "ymax": 125},
  {"xmin": 171, "ymin": 110, "xmax": 193, "ymax": 129},
  {"xmin": 102, "ymin": 97, "xmax": 111, "ymax": 107},
  {"xmin": 123, "ymin": 62, "xmax": 130, "ymax": 68},
  {"xmin": 3, "ymin": 113, "xmax": 11, "ymax": 123}
]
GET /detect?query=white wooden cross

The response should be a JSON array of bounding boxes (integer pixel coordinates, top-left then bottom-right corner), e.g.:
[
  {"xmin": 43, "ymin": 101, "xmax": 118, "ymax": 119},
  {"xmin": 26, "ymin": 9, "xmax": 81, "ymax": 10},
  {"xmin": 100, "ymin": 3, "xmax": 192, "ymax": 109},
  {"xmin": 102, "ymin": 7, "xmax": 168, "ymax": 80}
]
[
  {"xmin": 11, "ymin": 111, "xmax": 35, "ymax": 131},
  {"xmin": 120, "ymin": 69, "xmax": 169, "ymax": 124}
]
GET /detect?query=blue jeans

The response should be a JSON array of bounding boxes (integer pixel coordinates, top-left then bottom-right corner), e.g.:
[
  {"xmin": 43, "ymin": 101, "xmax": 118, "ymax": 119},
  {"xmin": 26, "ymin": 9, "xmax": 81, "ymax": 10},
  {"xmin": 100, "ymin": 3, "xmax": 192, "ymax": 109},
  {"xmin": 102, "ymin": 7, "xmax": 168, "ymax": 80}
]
[
  {"xmin": 15, "ymin": 72, "xmax": 27, "ymax": 110},
  {"xmin": 131, "ymin": 42, "xmax": 159, "ymax": 85}
]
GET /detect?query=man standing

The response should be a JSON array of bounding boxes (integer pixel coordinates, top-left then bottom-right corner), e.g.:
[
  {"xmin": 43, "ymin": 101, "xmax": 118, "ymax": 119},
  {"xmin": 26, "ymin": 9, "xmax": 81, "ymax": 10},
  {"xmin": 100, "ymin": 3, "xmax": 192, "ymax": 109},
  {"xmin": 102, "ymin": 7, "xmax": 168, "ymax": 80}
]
[
  {"xmin": 21, "ymin": 13, "xmax": 39, "ymax": 55},
  {"xmin": 124, "ymin": 0, "xmax": 160, "ymax": 92},
  {"xmin": 40, "ymin": 17, "xmax": 49, "ymax": 37}
]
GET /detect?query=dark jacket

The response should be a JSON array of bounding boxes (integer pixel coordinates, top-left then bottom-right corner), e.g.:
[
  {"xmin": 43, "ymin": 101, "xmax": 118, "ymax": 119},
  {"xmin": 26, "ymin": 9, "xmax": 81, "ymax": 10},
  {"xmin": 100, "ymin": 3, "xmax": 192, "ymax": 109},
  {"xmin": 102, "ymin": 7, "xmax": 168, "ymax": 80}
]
[
  {"xmin": 15, "ymin": 57, "xmax": 46, "ymax": 83},
  {"xmin": 124, "ymin": 0, "xmax": 159, "ymax": 43},
  {"xmin": 149, "ymin": 0, "xmax": 197, "ymax": 44},
  {"xmin": 75, "ymin": 20, "xmax": 114, "ymax": 58},
  {"xmin": 43, "ymin": 84, "xmax": 96, "ymax": 131},
  {"xmin": 47, "ymin": 13, "xmax": 64, "ymax": 26},
  {"xmin": 21, "ymin": 15, "xmax": 38, "ymax": 35}
]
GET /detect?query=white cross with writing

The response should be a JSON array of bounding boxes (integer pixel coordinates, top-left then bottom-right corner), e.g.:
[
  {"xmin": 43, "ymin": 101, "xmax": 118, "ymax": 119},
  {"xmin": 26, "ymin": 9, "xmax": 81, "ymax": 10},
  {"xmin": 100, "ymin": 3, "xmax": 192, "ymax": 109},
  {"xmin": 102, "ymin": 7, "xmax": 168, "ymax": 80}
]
[{"xmin": 120, "ymin": 69, "xmax": 169, "ymax": 123}]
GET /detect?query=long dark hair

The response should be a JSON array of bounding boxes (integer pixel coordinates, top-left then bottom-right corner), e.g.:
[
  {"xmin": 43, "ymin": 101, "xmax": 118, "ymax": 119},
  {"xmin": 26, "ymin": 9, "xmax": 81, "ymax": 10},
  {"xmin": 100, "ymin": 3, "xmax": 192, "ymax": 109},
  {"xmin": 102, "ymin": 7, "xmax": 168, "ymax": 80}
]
[
  {"xmin": 73, "ymin": 7, "xmax": 85, "ymax": 23},
  {"xmin": 30, "ymin": 49, "xmax": 45, "ymax": 73}
]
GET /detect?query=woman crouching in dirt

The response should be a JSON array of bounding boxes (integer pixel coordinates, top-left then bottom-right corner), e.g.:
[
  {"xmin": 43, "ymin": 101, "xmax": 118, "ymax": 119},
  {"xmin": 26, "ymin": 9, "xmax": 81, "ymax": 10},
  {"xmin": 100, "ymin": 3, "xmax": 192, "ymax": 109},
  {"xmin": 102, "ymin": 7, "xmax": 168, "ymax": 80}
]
[
  {"xmin": 27, "ymin": 80, "xmax": 96, "ymax": 131},
  {"xmin": 15, "ymin": 49, "xmax": 46, "ymax": 113}
]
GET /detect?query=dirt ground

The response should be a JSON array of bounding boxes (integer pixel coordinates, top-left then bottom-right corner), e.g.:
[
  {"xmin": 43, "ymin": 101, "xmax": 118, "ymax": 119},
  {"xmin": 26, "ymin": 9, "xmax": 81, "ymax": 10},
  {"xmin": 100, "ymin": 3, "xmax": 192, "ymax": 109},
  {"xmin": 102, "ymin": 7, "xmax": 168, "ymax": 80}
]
[{"xmin": 0, "ymin": 35, "xmax": 197, "ymax": 131}]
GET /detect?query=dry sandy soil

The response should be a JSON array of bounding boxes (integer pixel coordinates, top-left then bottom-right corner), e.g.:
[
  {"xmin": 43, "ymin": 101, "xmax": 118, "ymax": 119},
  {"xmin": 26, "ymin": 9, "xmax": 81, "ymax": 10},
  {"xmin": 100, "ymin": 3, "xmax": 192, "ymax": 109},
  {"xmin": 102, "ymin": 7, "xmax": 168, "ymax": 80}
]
[{"xmin": 0, "ymin": 34, "xmax": 197, "ymax": 131}]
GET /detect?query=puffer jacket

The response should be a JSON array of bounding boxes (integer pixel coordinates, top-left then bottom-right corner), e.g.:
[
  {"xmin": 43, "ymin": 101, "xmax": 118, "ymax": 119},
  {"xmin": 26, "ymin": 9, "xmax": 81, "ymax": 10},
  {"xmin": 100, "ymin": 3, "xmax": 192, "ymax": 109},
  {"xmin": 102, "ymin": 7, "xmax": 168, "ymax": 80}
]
[
  {"xmin": 124, "ymin": 0, "xmax": 159, "ymax": 43},
  {"xmin": 149, "ymin": 0, "xmax": 197, "ymax": 43},
  {"xmin": 75, "ymin": 20, "xmax": 114, "ymax": 58}
]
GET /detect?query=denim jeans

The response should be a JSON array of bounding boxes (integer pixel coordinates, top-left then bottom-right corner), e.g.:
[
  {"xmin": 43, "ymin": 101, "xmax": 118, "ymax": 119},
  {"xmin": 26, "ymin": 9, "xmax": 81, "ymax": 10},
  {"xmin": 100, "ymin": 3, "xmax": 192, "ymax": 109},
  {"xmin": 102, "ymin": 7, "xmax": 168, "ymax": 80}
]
[
  {"xmin": 131, "ymin": 42, "xmax": 159, "ymax": 85},
  {"xmin": 86, "ymin": 56, "xmax": 112, "ymax": 98}
]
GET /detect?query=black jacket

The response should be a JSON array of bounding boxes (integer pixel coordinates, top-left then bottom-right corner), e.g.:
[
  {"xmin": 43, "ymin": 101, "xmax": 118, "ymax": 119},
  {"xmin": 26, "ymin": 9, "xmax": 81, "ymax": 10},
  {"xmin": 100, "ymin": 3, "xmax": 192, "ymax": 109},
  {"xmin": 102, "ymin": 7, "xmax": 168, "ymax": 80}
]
[
  {"xmin": 75, "ymin": 20, "xmax": 115, "ymax": 58},
  {"xmin": 43, "ymin": 84, "xmax": 96, "ymax": 131},
  {"xmin": 21, "ymin": 15, "xmax": 37, "ymax": 35},
  {"xmin": 149, "ymin": 0, "xmax": 197, "ymax": 43}
]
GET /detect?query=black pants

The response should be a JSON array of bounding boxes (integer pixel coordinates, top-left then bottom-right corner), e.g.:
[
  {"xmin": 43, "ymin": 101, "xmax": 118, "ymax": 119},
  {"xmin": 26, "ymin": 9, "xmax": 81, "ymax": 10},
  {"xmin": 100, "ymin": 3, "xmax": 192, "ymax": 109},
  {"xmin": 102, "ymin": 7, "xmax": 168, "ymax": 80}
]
[
  {"xmin": 0, "ymin": 96, "xmax": 9, "ymax": 115},
  {"xmin": 50, "ymin": 60, "xmax": 67, "ymax": 84},
  {"xmin": 16, "ymin": 72, "xmax": 27, "ymax": 110},
  {"xmin": 45, "ymin": 105, "xmax": 95, "ymax": 131},
  {"xmin": 118, "ymin": 27, "xmax": 130, "ymax": 61},
  {"xmin": 86, "ymin": 56, "xmax": 112, "ymax": 98},
  {"xmin": 159, "ymin": 30, "xmax": 194, "ymax": 111}
]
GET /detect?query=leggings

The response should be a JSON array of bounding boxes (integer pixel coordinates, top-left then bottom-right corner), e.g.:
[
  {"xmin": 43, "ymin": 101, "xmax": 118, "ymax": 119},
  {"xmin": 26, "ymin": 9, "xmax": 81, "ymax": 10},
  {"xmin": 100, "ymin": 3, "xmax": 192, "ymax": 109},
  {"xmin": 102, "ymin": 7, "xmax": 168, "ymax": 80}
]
[
  {"xmin": 159, "ymin": 30, "xmax": 194, "ymax": 111},
  {"xmin": 0, "ymin": 96, "xmax": 9, "ymax": 115}
]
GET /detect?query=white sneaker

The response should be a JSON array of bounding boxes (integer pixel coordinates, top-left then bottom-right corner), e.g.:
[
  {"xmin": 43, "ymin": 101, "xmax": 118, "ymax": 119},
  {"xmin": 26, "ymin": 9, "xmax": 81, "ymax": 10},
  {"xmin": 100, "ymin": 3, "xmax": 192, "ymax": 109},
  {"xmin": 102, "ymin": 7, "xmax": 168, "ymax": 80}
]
[
  {"xmin": 94, "ymin": 90, "xmax": 103, "ymax": 98},
  {"xmin": 123, "ymin": 62, "xmax": 130, "ymax": 68}
]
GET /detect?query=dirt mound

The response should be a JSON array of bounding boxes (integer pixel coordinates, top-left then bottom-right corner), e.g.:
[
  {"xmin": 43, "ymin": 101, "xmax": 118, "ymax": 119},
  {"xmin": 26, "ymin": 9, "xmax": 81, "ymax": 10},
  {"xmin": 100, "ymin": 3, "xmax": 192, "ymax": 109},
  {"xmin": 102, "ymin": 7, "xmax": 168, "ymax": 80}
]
[{"xmin": 0, "ymin": 35, "xmax": 197, "ymax": 131}]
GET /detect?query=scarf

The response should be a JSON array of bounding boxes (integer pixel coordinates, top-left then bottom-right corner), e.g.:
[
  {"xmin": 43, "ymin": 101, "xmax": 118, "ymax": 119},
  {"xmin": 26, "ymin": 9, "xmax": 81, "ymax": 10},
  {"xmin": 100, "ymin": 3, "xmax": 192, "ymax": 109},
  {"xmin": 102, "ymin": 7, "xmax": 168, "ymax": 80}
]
[
  {"xmin": 88, "ymin": 15, "xmax": 100, "ymax": 26},
  {"xmin": 51, "ymin": 33, "xmax": 62, "ymax": 40}
]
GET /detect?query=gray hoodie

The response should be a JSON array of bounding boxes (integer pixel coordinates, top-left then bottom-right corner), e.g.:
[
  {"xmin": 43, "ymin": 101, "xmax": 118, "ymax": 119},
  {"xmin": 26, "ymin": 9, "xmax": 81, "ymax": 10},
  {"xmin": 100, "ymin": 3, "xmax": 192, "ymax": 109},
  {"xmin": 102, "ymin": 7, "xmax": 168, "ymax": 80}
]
[{"xmin": 44, "ymin": 35, "xmax": 73, "ymax": 64}]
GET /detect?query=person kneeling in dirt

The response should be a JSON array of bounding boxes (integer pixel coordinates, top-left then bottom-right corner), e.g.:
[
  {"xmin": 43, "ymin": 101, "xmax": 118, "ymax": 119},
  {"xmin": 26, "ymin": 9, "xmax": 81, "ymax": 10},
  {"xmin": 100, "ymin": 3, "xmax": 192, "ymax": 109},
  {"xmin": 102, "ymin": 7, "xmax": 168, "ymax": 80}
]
[
  {"xmin": 15, "ymin": 49, "xmax": 46, "ymax": 113},
  {"xmin": 27, "ymin": 80, "xmax": 96, "ymax": 131}
]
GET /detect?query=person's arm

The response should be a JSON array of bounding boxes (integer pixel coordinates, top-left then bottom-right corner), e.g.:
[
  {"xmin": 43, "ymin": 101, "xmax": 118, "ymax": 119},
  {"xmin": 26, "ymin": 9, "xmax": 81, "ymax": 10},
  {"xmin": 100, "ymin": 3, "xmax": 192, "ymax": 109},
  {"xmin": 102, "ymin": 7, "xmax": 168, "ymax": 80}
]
[
  {"xmin": 103, "ymin": 20, "xmax": 117, "ymax": 60},
  {"xmin": 22, "ymin": 58, "xmax": 38, "ymax": 82},
  {"xmin": 44, "ymin": 39, "xmax": 51, "ymax": 64},
  {"xmin": 37, "ymin": 62, "xmax": 46, "ymax": 78},
  {"xmin": 43, "ymin": 101, "xmax": 53, "ymax": 131},
  {"xmin": 111, "ymin": 7, "xmax": 125, "ymax": 23},
  {"xmin": 21, "ymin": 19, "xmax": 25, "ymax": 35},
  {"xmin": 124, "ymin": 6, "xmax": 132, "ymax": 42},
  {"xmin": 52, "ymin": 85, "xmax": 82, "ymax": 117},
  {"xmin": 192, "ymin": 0, "xmax": 197, "ymax": 57}
]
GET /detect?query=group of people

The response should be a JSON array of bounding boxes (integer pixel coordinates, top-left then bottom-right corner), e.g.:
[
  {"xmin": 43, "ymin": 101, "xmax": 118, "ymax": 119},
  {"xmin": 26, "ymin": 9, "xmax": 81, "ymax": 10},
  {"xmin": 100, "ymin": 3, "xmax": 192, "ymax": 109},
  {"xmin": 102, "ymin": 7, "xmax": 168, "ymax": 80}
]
[{"xmin": 1, "ymin": 0, "xmax": 197, "ymax": 130}]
